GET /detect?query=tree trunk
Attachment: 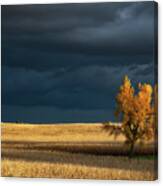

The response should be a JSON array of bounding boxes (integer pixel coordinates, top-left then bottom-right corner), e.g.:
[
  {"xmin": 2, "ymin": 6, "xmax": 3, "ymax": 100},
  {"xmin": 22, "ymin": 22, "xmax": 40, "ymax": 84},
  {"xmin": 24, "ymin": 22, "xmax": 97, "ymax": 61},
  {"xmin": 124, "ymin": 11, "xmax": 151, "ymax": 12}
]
[{"xmin": 129, "ymin": 142, "xmax": 135, "ymax": 158}]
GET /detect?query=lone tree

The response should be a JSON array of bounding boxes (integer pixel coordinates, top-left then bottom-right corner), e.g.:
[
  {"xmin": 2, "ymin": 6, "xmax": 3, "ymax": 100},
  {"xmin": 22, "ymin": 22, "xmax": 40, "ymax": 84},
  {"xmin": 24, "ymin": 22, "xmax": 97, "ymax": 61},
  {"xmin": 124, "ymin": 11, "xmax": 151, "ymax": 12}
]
[{"xmin": 115, "ymin": 76, "xmax": 155, "ymax": 157}]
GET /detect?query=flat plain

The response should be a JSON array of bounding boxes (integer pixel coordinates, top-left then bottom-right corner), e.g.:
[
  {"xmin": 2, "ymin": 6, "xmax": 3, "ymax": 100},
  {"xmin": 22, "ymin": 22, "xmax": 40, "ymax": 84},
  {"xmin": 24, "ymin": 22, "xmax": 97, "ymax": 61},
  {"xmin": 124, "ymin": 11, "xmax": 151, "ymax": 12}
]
[{"xmin": 1, "ymin": 123, "xmax": 157, "ymax": 180}]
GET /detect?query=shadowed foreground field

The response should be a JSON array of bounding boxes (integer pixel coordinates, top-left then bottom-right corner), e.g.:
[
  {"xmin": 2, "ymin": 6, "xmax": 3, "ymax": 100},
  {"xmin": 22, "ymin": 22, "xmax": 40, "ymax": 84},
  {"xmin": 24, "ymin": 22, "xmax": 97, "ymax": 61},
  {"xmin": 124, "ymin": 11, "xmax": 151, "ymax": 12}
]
[{"xmin": 1, "ymin": 123, "xmax": 157, "ymax": 180}]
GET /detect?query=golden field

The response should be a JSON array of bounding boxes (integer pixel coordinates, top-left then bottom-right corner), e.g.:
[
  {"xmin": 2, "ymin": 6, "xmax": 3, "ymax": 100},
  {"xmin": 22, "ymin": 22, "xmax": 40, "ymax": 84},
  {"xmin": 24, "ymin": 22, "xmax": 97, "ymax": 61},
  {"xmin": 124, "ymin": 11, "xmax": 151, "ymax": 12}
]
[{"xmin": 1, "ymin": 123, "xmax": 157, "ymax": 180}]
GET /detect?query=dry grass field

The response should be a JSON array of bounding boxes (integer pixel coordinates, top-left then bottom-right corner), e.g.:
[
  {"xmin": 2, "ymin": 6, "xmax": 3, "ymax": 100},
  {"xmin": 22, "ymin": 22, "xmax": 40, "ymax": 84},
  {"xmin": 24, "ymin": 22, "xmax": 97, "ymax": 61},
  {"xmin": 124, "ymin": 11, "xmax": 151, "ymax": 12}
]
[{"xmin": 1, "ymin": 123, "xmax": 157, "ymax": 180}]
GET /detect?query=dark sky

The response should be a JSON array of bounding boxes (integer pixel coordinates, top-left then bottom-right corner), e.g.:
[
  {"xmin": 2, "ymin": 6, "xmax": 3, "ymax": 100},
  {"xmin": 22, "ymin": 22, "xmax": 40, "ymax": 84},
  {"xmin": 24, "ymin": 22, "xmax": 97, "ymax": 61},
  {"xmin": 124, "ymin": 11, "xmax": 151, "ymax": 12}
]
[{"xmin": 1, "ymin": 1, "xmax": 156, "ymax": 123}]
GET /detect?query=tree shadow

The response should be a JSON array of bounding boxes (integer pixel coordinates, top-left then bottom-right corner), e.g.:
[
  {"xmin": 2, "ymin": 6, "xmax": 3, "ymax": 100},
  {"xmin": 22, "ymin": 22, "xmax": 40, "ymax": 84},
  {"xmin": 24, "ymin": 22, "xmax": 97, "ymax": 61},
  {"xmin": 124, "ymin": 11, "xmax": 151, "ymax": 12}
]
[
  {"xmin": 2, "ymin": 140, "xmax": 155, "ymax": 155},
  {"xmin": 1, "ymin": 140, "xmax": 157, "ymax": 173}
]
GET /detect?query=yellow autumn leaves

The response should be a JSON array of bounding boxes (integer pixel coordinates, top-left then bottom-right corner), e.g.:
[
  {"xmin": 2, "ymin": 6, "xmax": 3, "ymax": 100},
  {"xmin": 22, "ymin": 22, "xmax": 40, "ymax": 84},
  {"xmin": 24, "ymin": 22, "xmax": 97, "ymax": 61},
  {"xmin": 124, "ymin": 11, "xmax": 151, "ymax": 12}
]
[{"xmin": 115, "ymin": 76, "xmax": 157, "ymax": 156}]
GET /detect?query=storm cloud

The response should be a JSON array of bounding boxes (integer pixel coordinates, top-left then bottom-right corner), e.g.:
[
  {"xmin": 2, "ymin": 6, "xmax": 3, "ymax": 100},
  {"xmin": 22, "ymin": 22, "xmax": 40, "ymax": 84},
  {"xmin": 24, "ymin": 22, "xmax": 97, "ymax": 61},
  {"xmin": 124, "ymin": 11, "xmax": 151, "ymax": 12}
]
[{"xmin": 1, "ymin": 2, "xmax": 157, "ymax": 123}]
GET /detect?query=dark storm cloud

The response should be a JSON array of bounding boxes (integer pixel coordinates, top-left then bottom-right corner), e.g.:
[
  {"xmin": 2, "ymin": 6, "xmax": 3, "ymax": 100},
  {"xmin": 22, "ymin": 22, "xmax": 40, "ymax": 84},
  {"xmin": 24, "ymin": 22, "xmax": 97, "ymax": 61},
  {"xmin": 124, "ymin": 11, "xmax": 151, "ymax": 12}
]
[
  {"xmin": 2, "ymin": 63, "xmax": 154, "ymax": 109},
  {"xmin": 2, "ymin": 105, "xmax": 114, "ymax": 123},
  {"xmin": 2, "ymin": 2, "xmax": 154, "ymax": 70},
  {"xmin": 1, "ymin": 2, "xmax": 156, "ymax": 122}
]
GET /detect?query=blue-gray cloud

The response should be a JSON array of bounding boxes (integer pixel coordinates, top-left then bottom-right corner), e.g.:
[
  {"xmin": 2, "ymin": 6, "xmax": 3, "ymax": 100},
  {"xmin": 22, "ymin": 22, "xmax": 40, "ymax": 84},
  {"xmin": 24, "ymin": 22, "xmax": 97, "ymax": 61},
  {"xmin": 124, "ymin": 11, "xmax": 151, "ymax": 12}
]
[{"xmin": 1, "ymin": 2, "xmax": 157, "ymax": 123}]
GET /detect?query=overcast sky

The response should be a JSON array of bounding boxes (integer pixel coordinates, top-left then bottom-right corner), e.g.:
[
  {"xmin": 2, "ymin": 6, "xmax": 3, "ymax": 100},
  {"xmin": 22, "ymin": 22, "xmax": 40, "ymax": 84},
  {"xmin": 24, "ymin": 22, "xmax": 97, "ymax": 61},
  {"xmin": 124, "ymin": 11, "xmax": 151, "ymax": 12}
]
[{"xmin": 1, "ymin": 1, "xmax": 157, "ymax": 123}]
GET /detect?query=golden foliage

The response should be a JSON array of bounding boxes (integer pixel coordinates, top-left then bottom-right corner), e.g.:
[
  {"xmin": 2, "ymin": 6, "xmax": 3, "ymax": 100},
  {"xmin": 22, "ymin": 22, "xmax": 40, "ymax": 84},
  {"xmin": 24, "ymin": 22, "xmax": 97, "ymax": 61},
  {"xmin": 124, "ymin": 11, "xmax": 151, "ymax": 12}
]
[{"xmin": 153, "ymin": 84, "xmax": 158, "ymax": 135}]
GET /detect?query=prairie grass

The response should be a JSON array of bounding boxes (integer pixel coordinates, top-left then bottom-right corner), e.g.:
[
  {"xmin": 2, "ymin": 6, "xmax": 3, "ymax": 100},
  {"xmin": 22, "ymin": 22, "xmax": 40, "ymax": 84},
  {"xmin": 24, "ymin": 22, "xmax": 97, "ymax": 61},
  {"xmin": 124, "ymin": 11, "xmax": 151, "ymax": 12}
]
[
  {"xmin": 1, "ymin": 123, "xmax": 157, "ymax": 180},
  {"xmin": 1, "ymin": 123, "xmax": 125, "ymax": 142},
  {"xmin": 2, "ymin": 151, "xmax": 156, "ymax": 180}
]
